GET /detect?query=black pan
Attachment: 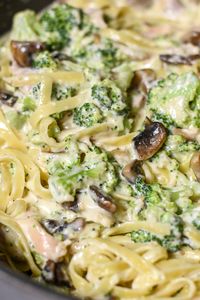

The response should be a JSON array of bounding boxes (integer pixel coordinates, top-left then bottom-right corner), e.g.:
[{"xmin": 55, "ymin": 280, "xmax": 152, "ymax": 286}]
[{"xmin": 0, "ymin": 1, "xmax": 78, "ymax": 299}]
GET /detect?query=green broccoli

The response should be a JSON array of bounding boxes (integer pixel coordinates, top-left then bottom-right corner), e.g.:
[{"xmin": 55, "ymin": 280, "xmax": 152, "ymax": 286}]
[
  {"xmin": 73, "ymin": 103, "xmax": 104, "ymax": 128},
  {"xmin": 10, "ymin": 10, "xmax": 39, "ymax": 41},
  {"xmin": 51, "ymin": 83, "xmax": 77, "ymax": 101},
  {"xmin": 147, "ymin": 72, "xmax": 200, "ymax": 128},
  {"xmin": 131, "ymin": 214, "xmax": 183, "ymax": 252},
  {"xmin": 131, "ymin": 230, "xmax": 158, "ymax": 243},
  {"xmin": 39, "ymin": 4, "xmax": 94, "ymax": 50},
  {"xmin": 31, "ymin": 83, "xmax": 41, "ymax": 101},
  {"xmin": 166, "ymin": 135, "xmax": 199, "ymax": 153},
  {"xmin": 134, "ymin": 176, "xmax": 177, "ymax": 213},
  {"xmin": 97, "ymin": 38, "xmax": 119, "ymax": 68},
  {"xmin": 91, "ymin": 79, "xmax": 126, "ymax": 113},
  {"xmin": 33, "ymin": 51, "xmax": 57, "ymax": 69},
  {"xmin": 151, "ymin": 111, "xmax": 176, "ymax": 129},
  {"xmin": 22, "ymin": 97, "xmax": 36, "ymax": 112},
  {"xmin": 160, "ymin": 213, "xmax": 183, "ymax": 252},
  {"xmin": 6, "ymin": 111, "xmax": 27, "ymax": 130},
  {"xmin": 48, "ymin": 140, "xmax": 119, "ymax": 201},
  {"xmin": 48, "ymin": 120, "xmax": 61, "ymax": 139}
]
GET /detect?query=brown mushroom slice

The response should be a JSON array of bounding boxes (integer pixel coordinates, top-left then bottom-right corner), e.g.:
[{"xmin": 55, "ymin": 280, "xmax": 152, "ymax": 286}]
[
  {"xmin": 42, "ymin": 260, "xmax": 70, "ymax": 286},
  {"xmin": 183, "ymin": 30, "xmax": 200, "ymax": 46},
  {"xmin": 89, "ymin": 186, "xmax": 116, "ymax": 213},
  {"xmin": 10, "ymin": 40, "xmax": 45, "ymax": 67},
  {"xmin": 122, "ymin": 160, "xmax": 144, "ymax": 184},
  {"xmin": 133, "ymin": 121, "xmax": 167, "ymax": 160},
  {"xmin": 41, "ymin": 219, "xmax": 60, "ymax": 235},
  {"xmin": 0, "ymin": 90, "xmax": 18, "ymax": 107},
  {"xmin": 129, "ymin": 68, "xmax": 156, "ymax": 94},
  {"xmin": 190, "ymin": 152, "xmax": 200, "ymax": 182},
  {"xmin": 42, "ymin": 218, "xmax": 85, "ymax": 237},
  {"xmin": 160, "ymin": 54, "xmax": 192, "ymax": 65}
]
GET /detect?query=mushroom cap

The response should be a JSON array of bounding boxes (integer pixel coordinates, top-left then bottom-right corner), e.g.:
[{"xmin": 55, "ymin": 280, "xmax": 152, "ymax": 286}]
[
  {"xmin": 10, "ymin": 40, "xmax": 45, "ymax": 67},
  {"xmin": 133, "ymin": 121, "xmax": 167, "ymax": 160}
]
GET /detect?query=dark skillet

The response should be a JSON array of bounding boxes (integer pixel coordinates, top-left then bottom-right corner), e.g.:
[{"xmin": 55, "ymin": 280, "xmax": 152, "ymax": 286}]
[{"xmin": 0, "ymin": 1, "xmax": 78, "ymax": 299}]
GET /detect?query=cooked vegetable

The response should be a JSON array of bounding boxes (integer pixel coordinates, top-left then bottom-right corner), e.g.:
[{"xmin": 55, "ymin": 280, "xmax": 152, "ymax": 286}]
[
  {"xmin": 10, "ymin": 10, "xmax": 39, "ymax": 41},
  {"xmin": 89, "ymin": 185, "xmax": 116, "ymax": 213},
  {"xmin": 183, "ymin": 30, "xmax": 200, "ymax": 46},
  {"xmin": 129, "ymin": 69, "xmax": 156, "ymax": 94},
  {"xmin": 122, "ymin": 160, "xmax": 144, "ymax": 184},
  {"xmin": 42, "ymin": 218, "xmax": 85, "ymax": 237},
  {"xmin": 133, "ymin": 121, "xmax": 167, "ymax": 160},
  {"xmin": 91, "ymin": 79, "xmax": 126, "ymax": 113},
  {"xmin": 48, "ymin": 141, "xmax": 119, "ymax": 202},
  {"xmin": 5, "ymin": 111, "xmax": 26, "ymax": 130},
  {"xmin": 0, "ymin": 91, "xmax": 18, "ymax": 107},
  {"xmin": 159, "ymin": 54, "xmax": 192, "ymax": 65},
  {"xmin": 73, "ymin": 103, "xmax": 103, "ymax": 128},
  {"xmin": 147, "ymin": 72, "xmax": 200, "ymax": 128},
  {"xmin": 42, "ymin": 260, "xmax": 70, "ymax": 286},
  {"xmin": 22, "ymin": 97, "xmax": 36, "ymax": 112},
  {"xmin": 10, "ymin": 40, "xmax": 45, "ymax": 67},
  {"xmin": 131, "ymin": 213, "xmax": 183, "ymax": 252},
  {"xmin": 33, "ymin": 51, "xmax": 57, "ymax": 69},
  {"xmin": 39, "ymin": 3, "xmax": 94, "ymax": 50},
  {"xmin": 51, "ymin": 84, "xmax": 77, "ymax": 101},
  {"xmin": 190, "ymin": 152, "xmax": 200, "ymax": 182}
]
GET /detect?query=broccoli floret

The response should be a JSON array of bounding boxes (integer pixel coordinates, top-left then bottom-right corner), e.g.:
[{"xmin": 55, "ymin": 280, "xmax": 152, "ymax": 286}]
[
  {"xmin": 6, "ymin": 111, "xmax": 27, "ymax": 130},
  {"xmin": 48, "ymin": 120, "xmax": 60, "ymax": 139},
  {"xmin": 51, "ymin": 83, "xmax": 77, "ymax": 101},
  {"xmin": 134, "ymin": 177, "xmax": 177, "ymax": 213},
  {"xmin": 31, "ymin": 83, "xmax": 41, "ymax": 101},
  {"xmin": 131, "ymin": 216, "xmax": 183, "ymax": 252},
  {"xmin": 33, "ymin": 51, "xmax": 57, "ymax": 69},
  {"xmin": 101, "ymin": 162, "xmax": 119, "ymax": 194},
  {"xmin": 147, "ymin": 72, "xmax": 200, "ymax": 128},
  {"xmin": 39, "ymin": 4, "xmax": 94, "ymax": 50},
  {"xmin": 160, "ymin": 235, "xmax": 181, "ymax": 252},
  {"xmin": 11, "ymin": 10, "xmax": 39, "ymax": 41},
  {"xmin": 48, "ymin": 140, "xmax": 119, "ymax": 201},
  {"xmin": 22, "ymin": 97, "xmax": 36, "ymax": 112},
  {"xmin": 97, "ymin": 39, "xmax": 119, "ymax": 68},
  {"xmin": 131, "ymin": 229, "xmax": 158, "ymax": 243},
  {"xmin": 165, "ymin": 135, "xmax": 200, "ymax": 159},
  {"xmin": 91, "ymin": 79, "xmax": 126, "ymax": 113},
  {"xmin": 151, "ymin": 111, "xmax": 176, "ymax": 129},
  {"xmin": 72, "ymin": 37, "xmax": 123, "ymax": 70},
  {"xmin": 73, "ymin": 103, "xmax": 103, "ymax": 128}
]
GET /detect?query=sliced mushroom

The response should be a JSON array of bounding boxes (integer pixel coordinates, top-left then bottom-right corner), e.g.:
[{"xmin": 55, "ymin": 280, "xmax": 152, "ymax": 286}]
[
  {"xmin": 10, "ymin": 41, "xmax": 45, "ymax": 67},
  {"xmin": 42, "ymin": 218, "xmax": 85, "ymax": 238},
  {"xmin": 89, "ymin": 186, "xmax": 116, "ymax": 213},
  {"xmin": 129, "ymin": 68, "xmax": 156, "ymax": 94},
  {"xmin": 122, "ymin": 160, "xmax": 144, "ymax": 184},
  {"xmin": 187, "ymin": 54, "xmax": 200, "ymax": 62},
  {"xmin": 127, "ymin": 0, "xmax": 153, "ymax": 7},
  {"xmin": 160, "ymin": 54, "xmax": 192, "ymax": 65},
  {"xmin": 133, "ymin": 121, "xmax": 167, "ymax": 160},
  {"xmin": 183, "ymin": 30, "xmax": 200, "ymax": 46},
  {"xmin": 190, "ymin": 152, "xmax": 200, "ymax": 182},
  {"xmin": 41, "ymin": 219, "xmax": 59, "ymax": 235},
  {"xmin": 42, "ymin": 260, "xmax": 70, "ymax": 286},
  {"xmin": 61, "ymin": 194, "xmax": 79, "ymax": 212},
  {"xmin": 0, "ymin": 90, "xmax": 18, "ymax": 107}
]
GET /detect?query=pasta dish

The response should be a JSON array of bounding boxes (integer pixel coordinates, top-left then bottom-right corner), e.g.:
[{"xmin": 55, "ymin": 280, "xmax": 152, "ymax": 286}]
[{"xmin": 1, "ymin": 0, "xmax": 200, "ymax": 299}]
